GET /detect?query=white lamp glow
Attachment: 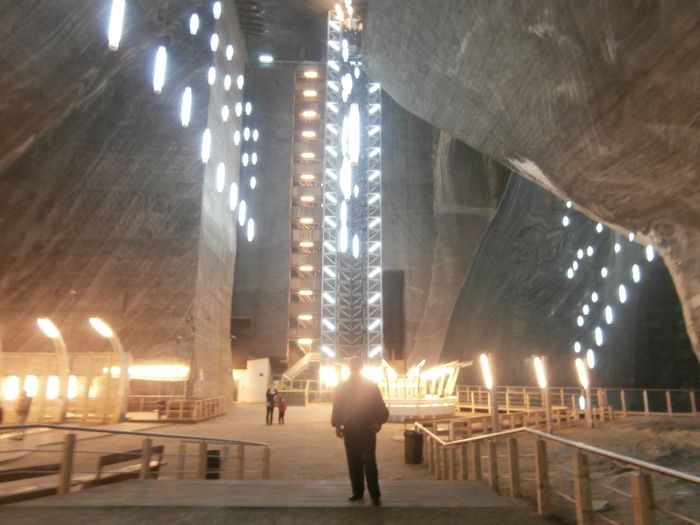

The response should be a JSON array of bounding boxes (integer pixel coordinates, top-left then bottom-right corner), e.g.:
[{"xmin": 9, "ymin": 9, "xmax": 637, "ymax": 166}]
[
  {"xmin": 201, "ymin": 128, "xmax": 211, "ymax": 163},
  {"xmin": 89, "ymin": 317, "xmax": 114, "ymax": 338},
  {"xmin": 533, "ymin": 356, "xmax": 547, "ymax": 389},
  {"xmin": 216, "ymin": 162, "xmax": 225, "ymax": 192},
  {"xmin": 247, "ymin": 218, "xmax": 255, "ymax": 242},
  {"xmin": 189, "ymin": 13, "xmax": 199, "ymax": 35},
  {"xmin": 108, "ymin": 0, "xmax": 126, "ymax": 51},
  {"xmin": 153, "ymin": 46, "xmax": 167, "ymax": 94},
  {"xmin": 479, "ymin": 353, "xmax": 494, "ymax": 390},
  {"xmin": 37, "ymin": 318, "xmax": 61, "ymax": 339},
  {"xmin": 180, "ymin": 87, "xmax": 192, "ymax": 127}
]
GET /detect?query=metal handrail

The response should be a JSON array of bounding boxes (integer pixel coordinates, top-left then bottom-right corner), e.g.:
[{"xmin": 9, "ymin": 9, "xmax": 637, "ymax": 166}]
[
  {"xmin": 414, "ymin": 421, "xmax": 700, "ymax": 484},
  {"xmin": 0, "ymin": 424, "xmax": 268, "ymax": 448}
]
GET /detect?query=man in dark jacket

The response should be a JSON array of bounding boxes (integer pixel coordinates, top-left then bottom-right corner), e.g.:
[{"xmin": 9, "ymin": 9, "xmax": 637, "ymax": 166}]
[{"xmin": 331, "ymin": 357, "xmax": 390, "ymax": 505}]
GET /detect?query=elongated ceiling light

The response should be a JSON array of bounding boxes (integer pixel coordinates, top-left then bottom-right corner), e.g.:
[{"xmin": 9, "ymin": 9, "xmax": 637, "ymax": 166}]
[
  {"xmin": 153, "ymin": 46, "xmax": 167, "ymax": 94},
  {"xmin": 108, "ymin": 0, "xmax": 126, "ymax": 51},
  {"xmin": 180, "ymin": 87, "xmax": 192, "ymax": 127}
]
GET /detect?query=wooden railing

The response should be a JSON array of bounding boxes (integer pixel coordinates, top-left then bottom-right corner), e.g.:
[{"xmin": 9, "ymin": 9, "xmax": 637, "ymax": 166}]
[
  {"xmin": 457, "ymin": 385, "xmax": 699, "ymax": 418},
  {"xmin": 415, "ymin": 422, "xmax": 700, "ymax": 525},
  {"xmin": 0, "ymin": 423, "xmax": 271, "ymax": 499},
  {"xmin": 127, "ymin": 396, "xmax": 225, "ymax": 422}
]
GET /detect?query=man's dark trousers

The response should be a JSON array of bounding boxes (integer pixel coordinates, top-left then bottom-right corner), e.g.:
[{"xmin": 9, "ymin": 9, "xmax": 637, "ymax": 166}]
[{"xmin": 343, "ymin": 427, "xmax": 380, "ymax": 500}]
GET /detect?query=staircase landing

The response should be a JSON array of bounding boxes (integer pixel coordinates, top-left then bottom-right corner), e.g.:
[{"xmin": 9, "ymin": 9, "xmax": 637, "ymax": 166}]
[{"xmin": 5, "ymin": 480, "xmax": 555, "ymax": 524}]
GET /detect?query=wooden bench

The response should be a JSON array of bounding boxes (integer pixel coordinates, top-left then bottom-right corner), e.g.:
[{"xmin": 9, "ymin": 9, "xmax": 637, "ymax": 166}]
[
  {"xmin": 0, "ymin": 463, "xmax": 91, "ymax": 505},
  {"xmin": 81, "ymin": 445, "xmax": 166, "ymax": 489}
]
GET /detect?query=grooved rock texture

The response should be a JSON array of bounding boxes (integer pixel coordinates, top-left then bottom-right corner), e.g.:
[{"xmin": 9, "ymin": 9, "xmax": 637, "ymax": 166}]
[
  {"xmin": 382, "ymin": 95, "xmax": 509, "ymax": 365},
  {"xmin": 0, "ymin": 1, "xmax": 245, "ymax": 397},
  {"xmin": 442, "ymin": 176, "xmax": 698, "ymax": 388},
  {"xmin": 232, "ymin": 64, "xmax": 296, "ymax": 363},
  {"xmin": 365, "ymin": 0, "xmax": 700, "ymax": 361}
]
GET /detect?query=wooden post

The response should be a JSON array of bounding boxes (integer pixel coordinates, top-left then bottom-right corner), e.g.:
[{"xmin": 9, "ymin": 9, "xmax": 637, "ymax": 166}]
[
  {"xmin": 690, "ymin": 390, "xmax": 697, "ymax": 416},
  {"xmin": 560, "ymin": 387, "xmax": 565, "ymax": 407},
  {"xmin": 630, "ymin": 472, "xmax": 655, "ymax": 525},
  {"xmin": 508, "ymin": 437, "xmax": 521, "ymax": 498},
  {"xmin": 57, "ymin": 433, "xmax": 76, "ymax": 495},
  {"xmin": 221, "ymin": 445, "xmax": 230, "ymax": 480},
  {"xmin": 573, "ymin": 452, "xmax": 593, "ymax": 525},
  {"xmin": 472, "ymin": 442, "xmax": 482, "ymax": 480},
  {"xmin": 441, "ymin": 446, "xmax": 449, "ymax": 480},
  {"xmin": 262, "ymin": 446, "xmax": 270, "ymax": 479},
  {"xmin": 535, "ymin": 439, "xmax": 551, "ymax": 517},
  {"xmin": 140, "ymin": 438, "xmax": 153, "ymax": 480},
  {"xmin": 643, "ymin": 390, "xmax": 650, "ymax": 416},
  {"xmin": 488, "ymin": 441, "xmax": 499, "ymax": 493},
  {"xmin": 621, "ymin": 390, "xmax": 627, "ymax": 418},
  {"xmin": 665, "ymin": 391, "xmax": 672, "ymax": 416},
  {"xmin": 460, "ymin": 445, "xmax": 469, "ymax": 480},
  {"xmin": 197, "ymin": 441, "xmax": 208, "ymax": 479},
  {"xmin": 448, "ymin": 421, "xmax": 455, "ymax": 441},
  {"xmin": 237, "ymin": 445, "xmax": 245, "ymax": 479},
  {"xmin": 450, "ymin": 447, "xmax": 458, "ymax": 480},
  {"xmin": 426, "ymin": 436, "xmax": 433, "ymax": 472},
  {"xmin": 423, "ymin": 433, "xmax": 429, "ymax": 465},
  {"xmin": 433, "ymin": 440, "xmax": 440, "ymax": 477},
  {"xmin": 176, "ymin": 442, "xmax": 186, "ymax": 480}
]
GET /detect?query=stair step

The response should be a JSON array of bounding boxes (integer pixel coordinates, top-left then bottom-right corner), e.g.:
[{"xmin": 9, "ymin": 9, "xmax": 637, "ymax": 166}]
[{"xmin": 4, "ymin": 480, "xmax": 552, "ymax": 524}]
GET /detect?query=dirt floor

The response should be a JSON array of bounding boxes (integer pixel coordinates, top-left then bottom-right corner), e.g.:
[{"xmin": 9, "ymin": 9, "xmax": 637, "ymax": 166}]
[{"xmin": 484, "ymin": 416, "xmax": 700, "ymax": 524}]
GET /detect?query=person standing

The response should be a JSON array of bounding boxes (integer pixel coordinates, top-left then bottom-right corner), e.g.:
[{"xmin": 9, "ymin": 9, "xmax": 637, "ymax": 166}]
[
  {"xmin": 278, "ymin": 397, "xmax": 287, "ymax": 424},
  {"xmin": 265, "ymin": 384, "xmax": 278, "ymax": 425},
  {"xmin": 13, "ymin": 390, "xmax": 33, "ymax": 440},
  {"xmin": 331, "ymin": 357, "xmax": 389, "ymax": 506}
]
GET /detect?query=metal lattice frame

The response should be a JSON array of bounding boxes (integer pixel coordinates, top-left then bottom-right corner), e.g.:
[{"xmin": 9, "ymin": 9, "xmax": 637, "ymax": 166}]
[{"xmin": 320, "ymin": 13, "xmax": 383, "ymax": 362}]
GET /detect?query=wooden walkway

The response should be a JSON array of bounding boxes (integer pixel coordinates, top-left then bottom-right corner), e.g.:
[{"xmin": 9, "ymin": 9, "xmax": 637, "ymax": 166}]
[{"xmin": 4, "ymin": 479, "xmax": 555, "ymax": 524}]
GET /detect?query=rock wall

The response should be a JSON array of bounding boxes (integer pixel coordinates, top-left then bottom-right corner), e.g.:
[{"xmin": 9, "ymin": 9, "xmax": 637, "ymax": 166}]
[
  {"xmin": 443, "ymin": 176, "xmax": 698, "ymax": 388},
  {"xmin": 364, "ymin": 0, "xmax": 700, "ymax": 362},
  {"xmin": 231, "ymin": 64, "xmax": 296, "ymax": 363},
  {"xmin": 0, "ymin": 1, "xmax": 244, "ymax": 397}
]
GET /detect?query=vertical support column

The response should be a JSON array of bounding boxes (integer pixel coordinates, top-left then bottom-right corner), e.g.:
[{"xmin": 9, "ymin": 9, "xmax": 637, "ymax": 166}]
[
  {"xmin": 460, "ymin": 445, "xmax": 469, "ymax": 480},
  {"xmin": 621, "ymin": 390, "xmax": 627, "ymax": 418},
  {"xmin": 643, "ymin": 390, "xmax": 650, "ymax": 416},
  {"xmin": 197, "ymin": 441, "xmax": 208, "ymax": 479},
  {"xmin": 573, "ymin": 452, "xmax": 593, "ymax": 525},
  {"xmin": 262, "ymin": 446, "xmax": 271, "ymax": 479},
  {"xmin": 237, "ymin": 445, "xmax": 245, "ymax": 479},
  {"xmin": 176, "ymin": 442, "xmax": 186, "ymax": 480},
  {"xmin": 472, "ymin": 442, "xmax": 482, "ymax": 480},
  {"xmin": 665, "ymin": 391, "xmax": 672, "ymax": 416},
  {"xmin": 426, "ymin": 436, "xmax": 433, "ymax": 472},
  {"xmin": 450, "ymin": 447, "xmax": 458, "ymax": 480},
  {"xmin": 221, "ymin": 445, "xmax": 230, "ymax": 480},
  {"xmin": 441, "ymin": 447, "xmax": 449, "ymax": 480},
  {"xmin": 57, "ymin": 433, "xmax": 76, "ymax": 495},
  {"xmin": 535, "ymin": 439, "xmax": 551, "ymax": 517},
  {"xmin": 630, "ymin": 472, "xmax": 655, "ymax": 525},
  {"xmin": 140, "ymin": 437, "xmax": 153, "ymax": 480},
  {"xmin": 508, "ymin": 437, "xmax": 521, "ymax": 498},
  {"xmin": 488, "ymin": 441, "xmax": 499, "ymax": 493},
  {"xmin": 690, "ymin": 390, "xmax": 697, "ymax": 416}
]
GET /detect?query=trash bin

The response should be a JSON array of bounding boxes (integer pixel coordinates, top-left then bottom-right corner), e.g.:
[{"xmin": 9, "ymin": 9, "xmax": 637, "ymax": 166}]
[
  {"xmin": 404, "ymin": 430, "xmax": 423, "ymax": 464},
  {"xmin": 206, "ymin": 449, "xmax": 221, "ymax": 479}
]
